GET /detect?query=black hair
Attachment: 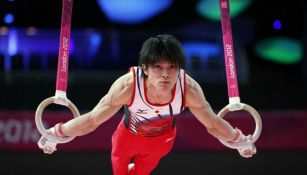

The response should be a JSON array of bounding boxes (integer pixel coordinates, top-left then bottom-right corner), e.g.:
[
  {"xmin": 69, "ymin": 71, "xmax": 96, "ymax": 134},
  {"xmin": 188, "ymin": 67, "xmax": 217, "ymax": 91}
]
[{"xmin": 138, "ymin": 34, "xmax": 185, "ymax": 68}]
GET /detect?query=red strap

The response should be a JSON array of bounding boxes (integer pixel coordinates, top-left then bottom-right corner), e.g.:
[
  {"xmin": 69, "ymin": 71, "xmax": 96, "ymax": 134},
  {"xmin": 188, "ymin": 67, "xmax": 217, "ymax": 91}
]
[
  {"xmin": 54, "ymin": 123, "xmax": 66, "ymax": 137},
  {"xmin": 55, "ymin": 0, "xmax": 73, "ymax": 92},
  {"xmin": 229, "ymin": 127, "xmax": 242, "ymax": 143},
  {"xmin": 219, "ymin": 0, "xmax": 240, "ymax": 98}
]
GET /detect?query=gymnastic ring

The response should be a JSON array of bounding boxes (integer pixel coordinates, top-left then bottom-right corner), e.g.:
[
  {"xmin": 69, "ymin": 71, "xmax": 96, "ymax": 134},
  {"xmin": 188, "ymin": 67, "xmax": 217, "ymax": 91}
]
[
  {"xmin": 35, "ymin": 96, "xmax": 80, "ymax": 143},
  {"xmin": 217, "ymin": 103, "xmax": 262, "ymax": 149}
]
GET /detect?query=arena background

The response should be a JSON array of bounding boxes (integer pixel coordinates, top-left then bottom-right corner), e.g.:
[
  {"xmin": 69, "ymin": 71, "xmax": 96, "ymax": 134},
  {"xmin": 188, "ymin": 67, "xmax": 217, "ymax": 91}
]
[{"xmin": 1, "ymin": 0, "xmax": 306, "ymax": 174}]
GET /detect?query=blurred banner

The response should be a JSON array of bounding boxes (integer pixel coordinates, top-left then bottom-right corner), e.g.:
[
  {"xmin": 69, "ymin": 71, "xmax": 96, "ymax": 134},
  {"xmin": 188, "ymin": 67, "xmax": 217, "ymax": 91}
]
[{"xmin": 1, "ymin": 111, "xmax": 307, "ymax": 152}]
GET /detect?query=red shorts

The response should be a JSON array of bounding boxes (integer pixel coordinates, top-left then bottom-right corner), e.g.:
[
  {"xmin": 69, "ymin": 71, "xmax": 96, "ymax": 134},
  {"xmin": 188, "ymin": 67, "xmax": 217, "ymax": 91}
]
[{"xmin": 111, "ymin": 121, "xmax": 176, "ymax": 175}]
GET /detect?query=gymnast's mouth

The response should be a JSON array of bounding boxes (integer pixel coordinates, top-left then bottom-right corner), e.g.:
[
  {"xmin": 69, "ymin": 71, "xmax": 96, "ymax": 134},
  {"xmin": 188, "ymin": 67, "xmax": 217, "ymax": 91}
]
[{"xmin": 159, "ymin": 81, "xmax": 170, "ymax": 84}]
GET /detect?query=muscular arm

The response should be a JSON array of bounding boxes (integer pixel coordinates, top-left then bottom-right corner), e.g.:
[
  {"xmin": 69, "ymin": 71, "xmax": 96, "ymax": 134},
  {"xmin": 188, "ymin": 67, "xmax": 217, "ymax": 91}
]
[
  {"xmin": 60, "ymin": 72, "xmax": 134, "ymax": 137},
  {"xmin": 185, "ymin": 75, "xmax": 237, "ymax": 141}
]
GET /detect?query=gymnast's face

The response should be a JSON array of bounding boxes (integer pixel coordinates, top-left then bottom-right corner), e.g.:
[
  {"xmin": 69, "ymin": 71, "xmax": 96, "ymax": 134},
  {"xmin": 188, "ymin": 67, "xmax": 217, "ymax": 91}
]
[{"xmin": 142, "ymin": 60, "xmax": 179, "ymax": 92}]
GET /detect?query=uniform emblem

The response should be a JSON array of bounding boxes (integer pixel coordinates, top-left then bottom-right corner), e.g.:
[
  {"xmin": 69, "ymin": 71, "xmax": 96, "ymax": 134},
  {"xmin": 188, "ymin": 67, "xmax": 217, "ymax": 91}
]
[{"xmin": 136, "ymin": 109, "xmax": 148, "ymax": 114}]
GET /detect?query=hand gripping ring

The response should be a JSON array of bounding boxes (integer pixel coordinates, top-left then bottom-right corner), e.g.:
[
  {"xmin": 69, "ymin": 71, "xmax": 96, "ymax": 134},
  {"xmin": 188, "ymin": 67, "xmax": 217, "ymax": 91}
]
[
  {"xmin": 217, "ymin": 103, "xmax": 262, "ymax": 149},
  {"xmin": 35, "ymin": 96, "xmax": 80, "ymax": 143}
]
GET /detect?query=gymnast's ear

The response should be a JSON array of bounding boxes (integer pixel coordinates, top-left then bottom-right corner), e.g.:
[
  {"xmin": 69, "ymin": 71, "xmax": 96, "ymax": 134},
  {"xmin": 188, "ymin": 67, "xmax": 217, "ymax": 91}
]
[{"xmin": 142, "ymin": 64, "xmax": 148, "ymax": 76}]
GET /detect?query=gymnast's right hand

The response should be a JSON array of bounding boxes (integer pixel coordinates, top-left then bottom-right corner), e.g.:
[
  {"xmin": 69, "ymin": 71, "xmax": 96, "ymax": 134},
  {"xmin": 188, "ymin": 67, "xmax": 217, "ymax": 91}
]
[{"xmin": 37, "ymin": 123, "xmax": 65, "ymax": 154}]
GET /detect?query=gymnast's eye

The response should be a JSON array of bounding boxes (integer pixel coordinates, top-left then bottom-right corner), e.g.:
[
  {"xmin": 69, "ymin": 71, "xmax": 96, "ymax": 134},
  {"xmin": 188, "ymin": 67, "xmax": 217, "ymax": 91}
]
[{"xmin": 152, "ymin": 65, "xmax": 162, "ymax": 70}]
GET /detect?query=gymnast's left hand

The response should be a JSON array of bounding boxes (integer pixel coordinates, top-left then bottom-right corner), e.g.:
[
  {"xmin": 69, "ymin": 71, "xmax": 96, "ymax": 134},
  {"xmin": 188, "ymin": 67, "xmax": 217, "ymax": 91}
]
[{"xmin": 228, "ymin": 128, "xmax": 256, "ymax": 158}]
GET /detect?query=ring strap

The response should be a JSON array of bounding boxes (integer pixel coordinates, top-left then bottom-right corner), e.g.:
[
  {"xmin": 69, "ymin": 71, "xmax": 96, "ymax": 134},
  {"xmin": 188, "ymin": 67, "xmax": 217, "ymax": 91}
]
[
  {"xmin": 56, "ymin": 0, "xmax": 73, "ymax": 92},
  {"xmin": 217, "ymin": 0, "xmax": 262, "ymax": 149},
  {"xmin": 35, "ymin": 0, "xmax": 78, "ymax": 145},
  {"xmin": 219, "ymin": 0, "xmax": 239, "ymax": 99}
]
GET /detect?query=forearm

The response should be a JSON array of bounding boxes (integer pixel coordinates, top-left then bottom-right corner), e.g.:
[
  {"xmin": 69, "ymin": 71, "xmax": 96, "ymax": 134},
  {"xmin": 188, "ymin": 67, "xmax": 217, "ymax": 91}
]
[
  {"xmin": 60, "ymin": 104, "xmax": 122, "ymax": 137},
  {"xmin": 54, "ymin": 72, "xmax": 132, "ymax": 137},
  {"xmin": 190, "ymin": 107, "xmax": 237, "ymax": 141},
  {"xmin": 60, "ymin": 112, "xmax": 94, "ymax": 136},
  {"xmin": 207, "ymin": 117, "xmax": 237, "ymax": 141}
]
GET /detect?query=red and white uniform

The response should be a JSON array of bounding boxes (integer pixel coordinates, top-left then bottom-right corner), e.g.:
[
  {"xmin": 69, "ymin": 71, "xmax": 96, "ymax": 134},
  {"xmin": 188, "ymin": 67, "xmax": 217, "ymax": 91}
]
[
  {"xmin": 123, "ymin": 66, "xmax": 186, "ymax": 137},
  {"xmin": 111, "ymin": 66, "xmax": 186, "ymax": 175}
]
